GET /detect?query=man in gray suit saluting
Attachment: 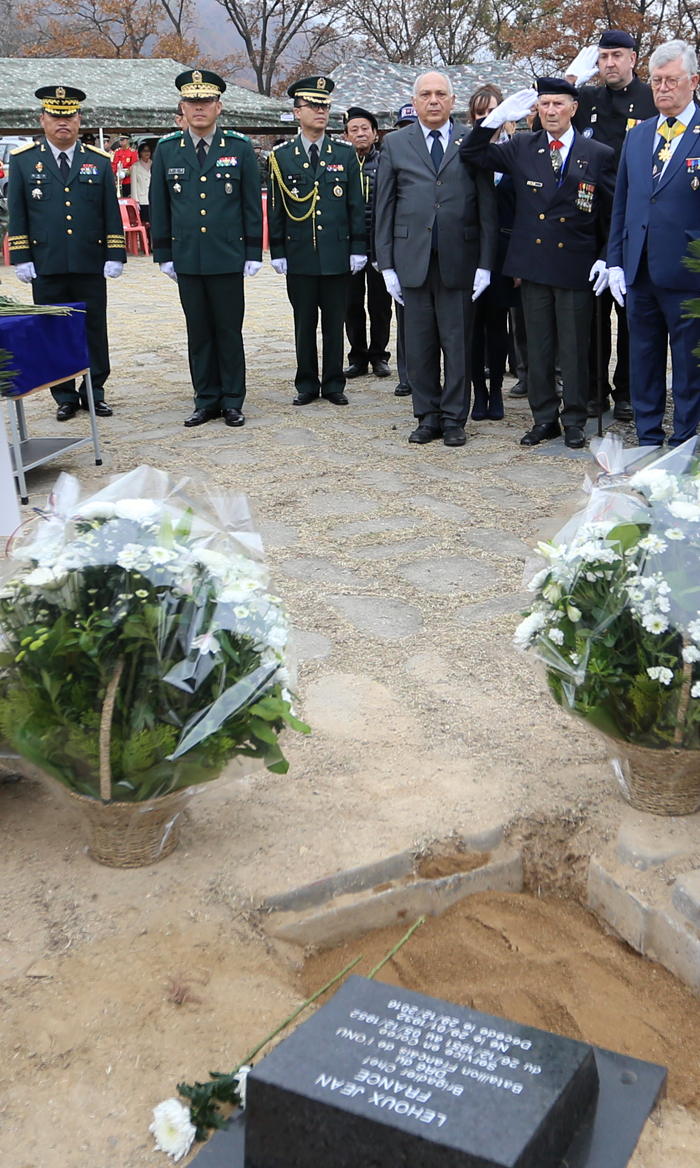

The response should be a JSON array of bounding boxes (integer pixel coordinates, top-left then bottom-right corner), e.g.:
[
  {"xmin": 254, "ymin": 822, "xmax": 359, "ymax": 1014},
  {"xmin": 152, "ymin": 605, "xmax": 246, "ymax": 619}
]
[{"xmin": 374, "ymin": 71, "xmax": 497, "ymax": 446}]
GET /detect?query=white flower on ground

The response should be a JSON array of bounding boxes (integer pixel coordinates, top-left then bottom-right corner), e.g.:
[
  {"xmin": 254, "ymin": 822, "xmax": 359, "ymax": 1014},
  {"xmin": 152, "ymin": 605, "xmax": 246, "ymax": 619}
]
[
  {"xmin": 641, "ymin": 612, "xmax": 669, "ymax": 634},
  {"xmin": 117, "ymin": 543, "xmax": 147, "ymax": 570},
  {"xmin": 647, "ymin": 666, "xmax": 674, "ymax": 685},
  {"xmin": 548, "ymin": 627, "xmax": 565, "ymax": 645},
  {"xmin": 667, "ymin": 498, "xmax": 700, "ymax": 522},
  {"xmin": 265, "ymin": 624, "xmax": 288, "ymax": 650},
  {"xmin": 149, "ymin": 1099, "xmax": 196, "ymax": 1162},
  {"xmin": 115, "ymin": 499, "xmax": 162, "ymax": 524},
  {"xmin": 692, "ymin": 682, "xmax": 700, "ymax": 699},
  {"xmin": 637, "ymin": 535, "xmax": 667, "ymax": 554},
  {"xmin": 191, "ymin": 630, "xmax": 220, "ymax": 655},
  {"xmin": 629, "ymin": 468, "xmax": 678, "ymax": 499},
  {"xmin": 514, "ymin": 611, "xmax": 547, "ymax": 650},
  {"xmin": 683, "ymin": 645, "xmax": 700, "ymax": 663},
  {"xmin": 234, "ymin": 1065, "xmax": 252, "ymax": 1109},
  {"xmin": 664, "ymin": 527, "xmax": 685, "ymax": 540},
  {"xmin": 149, "ymin": 546, "xmax": 177, "ymax": 566},
  {"xmin": 75, "ymin": 500, "xmax": 117, "ymax": 520}
]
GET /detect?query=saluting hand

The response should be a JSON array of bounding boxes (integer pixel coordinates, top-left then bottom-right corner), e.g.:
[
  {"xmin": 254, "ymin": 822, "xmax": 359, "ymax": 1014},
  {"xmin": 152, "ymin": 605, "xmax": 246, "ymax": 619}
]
[
  {"xmin": 566, "ymin": 45, "xmax": 600, "ymax": 86},
  {"xmin": 482, "ymin": 89, "xmax": 538, "ymax": 130}
]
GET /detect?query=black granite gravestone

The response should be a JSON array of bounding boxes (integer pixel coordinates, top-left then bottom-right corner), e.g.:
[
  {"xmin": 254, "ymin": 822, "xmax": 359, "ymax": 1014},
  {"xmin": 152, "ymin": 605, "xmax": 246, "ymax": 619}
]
[{"xmin": 190, "ymin": 975, "xmax": 667, "ymax": 1168}]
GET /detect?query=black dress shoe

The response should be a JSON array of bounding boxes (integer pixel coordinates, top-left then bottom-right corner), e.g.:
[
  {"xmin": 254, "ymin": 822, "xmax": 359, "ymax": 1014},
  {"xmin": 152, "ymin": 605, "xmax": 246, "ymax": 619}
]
[
  {"xmin": 184, "ymin": 407, "xmax": 219, "ymax": 428},
  {"xmin": 443, "ymin": 426, "xmax": 467, "ymax": 447},
  {"xmin": 293, "ymin": 393, "xmax": 319, "ymax": 406},
  {"xmin": 223, "ymin": 408, "xmax": 245, "ymax": 427},
  {"xmin": 409, "ymin": 425, "xmax": 441, "ymax": 444},
  {"xmin": 509, "ymin": 381, "xmax": 528, "ymax": 398},
  {"xmin": 372, "ymin": 360, "xmax": 391, "ymax": 378},
  {"xmin": 564, "ymin": 426, "xmax": 586, "ymax": 449},
  {"xmin": 520, "ymin": 420, "xmax": 561, "ymax": 446},
  {"xmin": 324, "ymin": 392, "xmax": 348, "ymax": 405},
  {"xmin": 613, "ymin": 400, "xmax": 634, "ymax": 422},
  {"xmin": 394, "ymin": 383, "xmax": 411, "ymax": 397},
  {"xmin": 343, "ymin": 364, "xmax": 368, "ymax": 378},
  {"xmin": 587, "ymin": 397, "xmax": 610, "ymax": 417},
  {"xmin": 56, "ymin": 402, "xmax": 78, "ymax": 421},
  {"xmin": 80, "ymin": 399, "xmax": 112, "ymax": 417}
]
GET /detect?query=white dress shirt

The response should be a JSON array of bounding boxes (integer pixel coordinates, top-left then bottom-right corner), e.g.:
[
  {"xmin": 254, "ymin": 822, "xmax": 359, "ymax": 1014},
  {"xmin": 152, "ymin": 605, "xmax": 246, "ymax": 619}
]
[
  {"xmin": 654, "ymin": 99, "xmax": 696, "ymax": 177},
  {"xmin": 46, "ymin": 140, "xmax": 77, "ymax": 166},
  {"xmin": 419, "ymin": 119, "xmax": 452, "ymax": 156},
  {"xmin": 188, "ymin": 128, "xmax": 215, "ymax": 156},
  {"xmin": 300, "ymin": 132, "xmax": 325, "ymax": 158},
  {"xmin": 546, "ymin": 125, "xmax": 574, "ymax": 168}
]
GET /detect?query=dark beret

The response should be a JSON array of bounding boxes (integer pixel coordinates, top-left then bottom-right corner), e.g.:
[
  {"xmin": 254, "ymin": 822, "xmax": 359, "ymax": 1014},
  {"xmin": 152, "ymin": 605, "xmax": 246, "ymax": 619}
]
[
  {"xmin": 598, "ymin": 29, "xmax": 636, "ymax": 49},
  {"xmin": 345, "ymin": 106, "xmax": 378, "ymax": 131},
  {"xmin": 537, "ymin": 76, "xmax": 578, "ymax": 98}
]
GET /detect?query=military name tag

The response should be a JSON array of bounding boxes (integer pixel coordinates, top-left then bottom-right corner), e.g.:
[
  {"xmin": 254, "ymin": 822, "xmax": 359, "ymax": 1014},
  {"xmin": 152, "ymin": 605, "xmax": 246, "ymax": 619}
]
[
  {"xmin": 333, "ymin": 185, "xmax": 344, "ymax": 196},
  {"xmin": 167, "ymin": 168, "xmax": 185, "ymax": 176},
  {"xmin": 526, "ymin": 180, "xmax": 543, "ymax": 188},
  {"xmin": 576, "ymin": 181, "xmax": 595, "ymax": 212}
]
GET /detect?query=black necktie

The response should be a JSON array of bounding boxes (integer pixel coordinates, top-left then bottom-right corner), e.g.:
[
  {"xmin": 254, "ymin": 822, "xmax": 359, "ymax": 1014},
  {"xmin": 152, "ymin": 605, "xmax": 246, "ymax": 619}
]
[
  {"xmin": 429, "ymin": 128, "xmax": 444, "ymax": 172},
  {"xmin": 196, "ymin": 138, "xmax": 207, "ymax": 168},
  {"xmin": 58, "ymin": 151, "xmax": 70, "ymax": 181},
  {"xmin": 653, "ymin": 116, "xmax": 677, "ymax": 186},
  {"xmin": 309, "ymin": 142, "xmax": 319, "ymax": 172}
]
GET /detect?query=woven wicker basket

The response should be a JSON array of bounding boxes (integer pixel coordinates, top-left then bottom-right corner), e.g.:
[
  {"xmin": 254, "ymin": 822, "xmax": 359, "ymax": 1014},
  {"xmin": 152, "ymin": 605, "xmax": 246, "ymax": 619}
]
[
  {"xmin": 64, "ymin": 784, "xmax": 193, "ymax": 867},
  {"xmin": 608, "ymin": 740, "xmax": 700, "ymax": 816}
]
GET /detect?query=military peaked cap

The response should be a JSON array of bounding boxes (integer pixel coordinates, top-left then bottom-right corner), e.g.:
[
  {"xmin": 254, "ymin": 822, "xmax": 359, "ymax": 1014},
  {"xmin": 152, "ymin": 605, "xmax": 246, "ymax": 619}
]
[
  {"xmin": 288, "ymin": 76, "xmax": 334, "ymax": 105},
  {"xmin": 176, "ymin": 69, "xmax": 226, "ymax": 98},
  {"xmin": 35, "ymin": 85, "xmax": 85, "ymax": 115}
]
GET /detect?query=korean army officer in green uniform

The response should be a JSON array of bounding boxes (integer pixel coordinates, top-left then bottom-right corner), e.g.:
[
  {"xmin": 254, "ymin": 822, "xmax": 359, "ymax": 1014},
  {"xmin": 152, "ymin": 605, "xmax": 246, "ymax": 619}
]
[
  {"xmin": 150, "ymin": 69, "xmax": 263, "ymax": 428},
  {"xmin": 8, "ymin": 85, "xmax": 126, "ymax": 421},
  {"xmin": 268, "ymin": 76, "xmax": 367, "ymax": 405}
]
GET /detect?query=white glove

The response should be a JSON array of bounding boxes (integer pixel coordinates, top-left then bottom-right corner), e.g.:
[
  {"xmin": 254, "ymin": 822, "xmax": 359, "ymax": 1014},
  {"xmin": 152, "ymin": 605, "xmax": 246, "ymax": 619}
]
[
  {"xmin": 566, "ymin": 45, "xmax": 599, "ymax": 85},
  {"xmin": 160, "ymin": 261, "xmax": 178, "ymax": 283},
  {"xmin": 608, "ymin": 266, "xmax": 627, "ymax": 306},
  {"xmin": 589, "ymin": 260, "xmax": 609, "ymax": 295},
  {"xmin": 382, "ymin": 268, "xmax": 404, "ymax": 306},
  {"xmin": 244, "ymin": 260, "xmax": 262, "ymax": 277},
  {"xmin": 482, "ymin": 88, "xmax": 538, "ymax": 129},
  {"xmin": 271, "ymin": 258, "xmax": 288, "ymax": 276},
  {"xmin": 350, "ymin": 254, "xmax": 368, "ymax": 274},
  {"xmin": 14, "ymin": 262, "xmax": 36, "ymax": 283},
  {"xmin": 472, "ymin": 268, "xmax": 491, "ymax": 301},
  {"xmin": 103, "ymin": 261, "xmax": 123, "ymax": 279}
]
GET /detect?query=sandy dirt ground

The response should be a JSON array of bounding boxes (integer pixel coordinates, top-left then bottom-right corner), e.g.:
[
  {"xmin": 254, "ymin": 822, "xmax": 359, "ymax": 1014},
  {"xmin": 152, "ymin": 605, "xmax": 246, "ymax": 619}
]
[{"xmin": 0, "ymin": 258, "xmax": 697, "ymax": 1166}]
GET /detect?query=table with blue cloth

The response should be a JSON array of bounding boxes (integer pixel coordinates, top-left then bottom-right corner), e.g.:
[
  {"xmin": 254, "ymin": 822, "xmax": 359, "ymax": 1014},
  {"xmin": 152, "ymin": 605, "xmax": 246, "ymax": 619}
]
[{"xmin": 0, "ymin": 303, "xmax": 102, "ymax": 504}]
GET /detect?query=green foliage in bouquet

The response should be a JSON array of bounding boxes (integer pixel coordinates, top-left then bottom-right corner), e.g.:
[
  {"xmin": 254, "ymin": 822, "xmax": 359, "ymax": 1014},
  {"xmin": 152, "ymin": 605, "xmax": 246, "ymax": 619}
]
[
  {"xmin": 517, "ymin": 463, "xmax": 700, "ymax": 750},
  {"xmin": 0, "ymin": 491, "xmax": 309, "ymax": 801}
]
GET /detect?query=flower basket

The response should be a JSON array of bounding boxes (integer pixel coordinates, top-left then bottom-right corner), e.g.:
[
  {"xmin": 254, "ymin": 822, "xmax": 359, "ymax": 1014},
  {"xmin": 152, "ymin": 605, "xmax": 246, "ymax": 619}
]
[
  {"xmin": 516, "ymin": 436, "xmax": 700, "ymax": 816},
  {"xmin": 0, "ymin": 466, "xmax": 309, "ymax": 862}
]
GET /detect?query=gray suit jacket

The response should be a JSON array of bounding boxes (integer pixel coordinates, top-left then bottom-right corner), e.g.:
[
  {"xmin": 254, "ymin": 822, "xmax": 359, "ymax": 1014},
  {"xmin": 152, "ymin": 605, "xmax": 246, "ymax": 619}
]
[{"xmin": 374, "ymin": 120, "xmax": 497, "ymax": 290}]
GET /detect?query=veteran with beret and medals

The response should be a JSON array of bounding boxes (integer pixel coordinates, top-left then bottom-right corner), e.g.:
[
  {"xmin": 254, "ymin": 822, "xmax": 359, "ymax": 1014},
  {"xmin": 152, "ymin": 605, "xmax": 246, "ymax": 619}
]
[
  {"xmin": 461, "ymin": 77, "xmax": 616, "ymax": 450},
  {"xmin": 267, "ymin": 76, "xmax": 367, "ymax": 406},
  {"xmin": 150, "ymin": 68, "xmax": 263, "ymax": 428},
  {"xmin": 8, "ymin": 85, "xmax": 125, "ymax": 420},
  {"xmin": 607, "ymin": 40, "xmax": 700, "ymax": 448}
]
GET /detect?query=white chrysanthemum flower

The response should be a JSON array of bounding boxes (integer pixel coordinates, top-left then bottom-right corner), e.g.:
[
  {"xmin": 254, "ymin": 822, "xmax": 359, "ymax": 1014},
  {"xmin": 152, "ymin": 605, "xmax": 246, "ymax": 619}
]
[
  {"xmin": 266, "ymin": 624, "xmax": 288, "ymax": 650},
  {"xmin": 115, "ymin": 499, "xmax": 162, "ymax": 524},
  {"xmin": 24, "ymin": 566, "xmax": 68, "ymax": 589},
  {"xmin": 692, "ymin": 682, "xmax": 700, "ymax": 699},
  {"xmin": 664, "ymin": 527, "xmax": 685, "ymax": 541},
  {"xmin": 688, "ymin": 619, "xmax": 700, "ymax": 643},
  {"xmin": 149, "ymin": 546, "xmax": 177, "ymax": 566},
  {"xmin": 76, "ymin": 500, "xmax": 117, "ymax": 520},
  {"xmin": 135, "ymin": 589, "xmax": 149, "ymax": 598},
  {"xmin": 149, "ymin": 1099, "xmax": 196, "ymax": 1162},
  {"xmin": 647, "ymin": 666, "xmax": 673, "ymax": 685},
  {"xmin": 548, "ymin": 627, "xmax": 565, "ymax": 645},
  {"xmin": 667, "ymin": 498, "xmax": 700, "ymax": 522},
  {"xmin": 629, "ymin": 468, "xmax": 678, "ymax": 499},
  {"xmin": 195, "ymin": 547, "xmax": 234, "ymax": 574},
  {"xmin": 683, "ymin": 645, "xmax": 700, "ymax": 663},
  {"xmin": 637, "ymin": 535, "xmax": 667, "ymax": 554},
  {"xmin": 116, "ymin": 543, "xmax": 147, "ymax": 570},
  {"xmin": 641, "ymin": 612, "xmax": 669, "ymax": 634},
  {"xmin": 566, "ymin": 605, "xmax": 582, "ymax": 623},
  {"xmin": 191, "ymin": 630, "xmax": 221, "ymax": 655},
  {"xmin": 514, "ymin": 610, "xmax": 547, "ymax": 650}
]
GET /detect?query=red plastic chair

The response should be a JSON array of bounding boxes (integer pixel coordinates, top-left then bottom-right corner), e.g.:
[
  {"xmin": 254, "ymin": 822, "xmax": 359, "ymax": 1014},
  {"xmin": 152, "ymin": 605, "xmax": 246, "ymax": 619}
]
[{"xmin": 118, "ymin": 198, "xmax": 150, "ymax": 256}]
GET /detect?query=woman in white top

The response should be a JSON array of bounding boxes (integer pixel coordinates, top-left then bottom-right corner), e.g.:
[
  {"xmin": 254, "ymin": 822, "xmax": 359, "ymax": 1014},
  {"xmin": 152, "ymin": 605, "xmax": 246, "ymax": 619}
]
[{"xmin": 129, "ymin": 141, "xmax": 153, "ymax": 229}]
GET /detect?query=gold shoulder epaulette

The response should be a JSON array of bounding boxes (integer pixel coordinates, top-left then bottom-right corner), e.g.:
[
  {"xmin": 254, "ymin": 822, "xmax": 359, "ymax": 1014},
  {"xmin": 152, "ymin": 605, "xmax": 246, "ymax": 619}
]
[
  {"xmin": 11, "ymin": 142, "xmax": 36, "ymax": 155},
  {"xmin": 86, "ymin": 144, "xmax": 110, "ymax": 157}
]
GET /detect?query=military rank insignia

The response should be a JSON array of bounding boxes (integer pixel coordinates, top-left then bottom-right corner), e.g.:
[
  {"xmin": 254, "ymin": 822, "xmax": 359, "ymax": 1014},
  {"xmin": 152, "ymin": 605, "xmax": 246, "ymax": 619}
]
[
  {"xmin": 687, "ymin": 158, "xmax": 700, "ymax": 189},
  {"xmin": 217, "ymin": 156, "xmax": 238, "ymax": 167},
  {"xmin": 576, "ymin": 182, "xmax": 595, "ymax": 212}
]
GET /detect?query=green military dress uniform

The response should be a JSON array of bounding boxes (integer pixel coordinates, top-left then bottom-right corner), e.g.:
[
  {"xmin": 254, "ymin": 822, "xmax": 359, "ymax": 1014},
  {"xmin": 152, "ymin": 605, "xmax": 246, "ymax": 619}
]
[
  {"xmin": 267, "ymin": 77, "xmax": 366, "ymax": 400},
  {"xmin": 150, "ymin": 70, "xmax": 263, "ymax": 415},
  {"xmin": 8, "ymin": 87, "xmax": 125, "ymax": 405}
]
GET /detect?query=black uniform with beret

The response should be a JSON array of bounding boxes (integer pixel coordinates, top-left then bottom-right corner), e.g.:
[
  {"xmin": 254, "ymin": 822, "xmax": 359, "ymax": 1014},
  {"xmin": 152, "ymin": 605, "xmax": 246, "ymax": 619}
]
[
  {"xmin": 149, "ymin": 68, "xmax": 263, "ymax": 420},
  {"xmin": 8, "ymin": 85, "xmax": 126, "ymax": 408},
  {"xmin": 461, "ymin": 77, "xmax": 616, "ymax": 439}
]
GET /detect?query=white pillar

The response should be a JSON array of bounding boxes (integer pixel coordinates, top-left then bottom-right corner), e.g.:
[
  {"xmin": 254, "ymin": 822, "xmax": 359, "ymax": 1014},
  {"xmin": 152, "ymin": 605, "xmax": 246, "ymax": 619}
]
[
  {"xmin": 0, "ymin": 407, "xmax": 21, "ymax": 537},
  {"xmin": 99, "ymin": 127, "xmax": 105, "ymax": 150}
]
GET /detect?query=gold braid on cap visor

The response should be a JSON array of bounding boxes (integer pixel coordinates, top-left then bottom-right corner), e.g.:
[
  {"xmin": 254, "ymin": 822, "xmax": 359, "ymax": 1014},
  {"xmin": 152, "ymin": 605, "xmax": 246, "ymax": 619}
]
[
  {"xmin": 41, "ymin": 99, "xmax": 81, "ymax": 114},
  {"xmin": 179, "ymin": 82, "xmax": 221, "ymax": 98},
  {"xmin": 293, "ymin": 91, "xmax": 331, "ymax": 104}
]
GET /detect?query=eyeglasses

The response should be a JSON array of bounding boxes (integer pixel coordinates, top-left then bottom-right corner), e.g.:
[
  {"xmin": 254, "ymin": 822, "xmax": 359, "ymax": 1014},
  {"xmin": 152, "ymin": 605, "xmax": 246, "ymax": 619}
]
[
  {"xmin": 299, "ymin": 101, "xmax": 329, "ymax": 112},
  {"xmin": 650, "ymin": 75, "xmax": 688, "ymax": 89}
]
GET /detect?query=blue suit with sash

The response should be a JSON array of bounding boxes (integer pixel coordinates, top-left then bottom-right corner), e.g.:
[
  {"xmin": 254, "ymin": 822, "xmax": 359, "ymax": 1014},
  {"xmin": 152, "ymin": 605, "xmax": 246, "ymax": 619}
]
[{"xmin": 607, "ymin": 105, "xmax": 700, "ymax": 445}]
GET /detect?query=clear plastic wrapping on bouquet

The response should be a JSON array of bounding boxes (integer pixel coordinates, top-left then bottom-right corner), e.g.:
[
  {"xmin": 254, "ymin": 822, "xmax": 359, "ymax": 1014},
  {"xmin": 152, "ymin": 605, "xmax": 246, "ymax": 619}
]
[
  {"xmin": 0, "ymin": 466, "xmax": 302, "ymax": 811},
  {"xmin": 516, "ymin": 436, "xmax": 700, "ymax": 758}
]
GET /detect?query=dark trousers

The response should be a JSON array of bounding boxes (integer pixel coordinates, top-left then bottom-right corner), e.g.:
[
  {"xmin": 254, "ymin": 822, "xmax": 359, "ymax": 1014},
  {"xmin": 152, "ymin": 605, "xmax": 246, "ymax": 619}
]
[
  {"xmin": 588, "ymin": 287, "xmax": 630, "ymax": 401},
  {"xmin": 403, "ymin": 252, "xmax": 474, "ymax": 429},
  {"xmin": 511, "ymin": 303, "xmax": 528, "ymax": 383},
  {"xmin": 345, "ymin": 262, "xmax": 392, "ymax": 367},
  {"xmin": 520, "ymin": 281, "xmax": 592, "ymax": 431},
  {"xmin": 286, "ymin": 272, "xmax": 350, "ymax": 398},
  {"xmin": 472, "ymin": 300, "xmax": 509, "ymax": 392},
  {"xmin": 32, "ymin": 273, "xmax": 109, "ymax": 404},
  {"xmin": 627, "ymin": 251, "xmax": 700, "ymax": 447},
  {"xmin": 178, "ymin": 272, "xmax": 245, "ymax": 411},
  {"xmin": 395, "ymin": 302, "xmax": 409, "ymax": 387}
]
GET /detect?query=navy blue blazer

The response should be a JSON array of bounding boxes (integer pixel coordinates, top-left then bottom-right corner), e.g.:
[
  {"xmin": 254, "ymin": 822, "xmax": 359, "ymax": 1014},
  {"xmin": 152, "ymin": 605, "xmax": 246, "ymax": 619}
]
[
  {"xmin": 607, "ymin": 105, "xmax": 700, "ymax": 290},
  {"xmin": 461, "ymin": 125, "xmax": 616, "ymax": 292}
]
